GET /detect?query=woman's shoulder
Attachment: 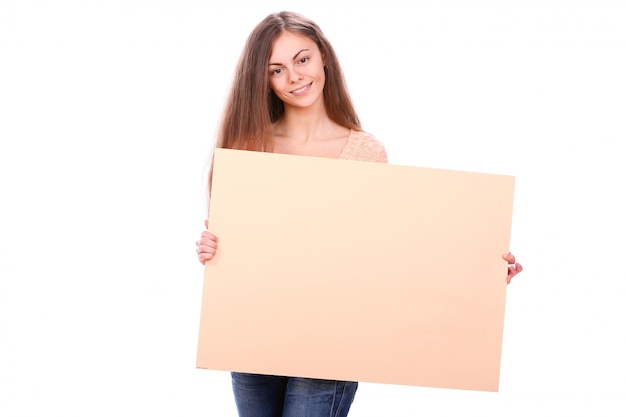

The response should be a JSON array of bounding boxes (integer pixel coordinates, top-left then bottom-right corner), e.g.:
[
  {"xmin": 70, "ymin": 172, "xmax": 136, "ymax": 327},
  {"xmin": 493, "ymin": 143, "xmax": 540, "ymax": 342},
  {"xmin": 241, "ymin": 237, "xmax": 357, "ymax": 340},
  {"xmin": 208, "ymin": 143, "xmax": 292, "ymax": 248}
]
[{"xmin": 339, "ymin": 129, "xmax": 388, "ymax": 163}]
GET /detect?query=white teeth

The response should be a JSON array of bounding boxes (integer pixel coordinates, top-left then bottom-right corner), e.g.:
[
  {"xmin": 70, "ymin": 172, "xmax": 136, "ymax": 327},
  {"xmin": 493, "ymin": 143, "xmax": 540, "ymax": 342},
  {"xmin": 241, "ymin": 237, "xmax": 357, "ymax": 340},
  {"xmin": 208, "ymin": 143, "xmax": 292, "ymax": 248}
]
[{"xmin": 292, "ymin": 84, "xmax": 310, "ymax": 94}]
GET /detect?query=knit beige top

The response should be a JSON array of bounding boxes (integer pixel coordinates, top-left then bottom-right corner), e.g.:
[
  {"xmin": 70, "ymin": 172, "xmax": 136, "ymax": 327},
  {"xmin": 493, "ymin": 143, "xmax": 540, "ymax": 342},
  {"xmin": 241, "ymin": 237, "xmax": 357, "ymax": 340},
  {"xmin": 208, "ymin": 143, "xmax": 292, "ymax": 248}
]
[{"xmin": 338, "ymin": 129, "xmax": 388, "ymax": 163}]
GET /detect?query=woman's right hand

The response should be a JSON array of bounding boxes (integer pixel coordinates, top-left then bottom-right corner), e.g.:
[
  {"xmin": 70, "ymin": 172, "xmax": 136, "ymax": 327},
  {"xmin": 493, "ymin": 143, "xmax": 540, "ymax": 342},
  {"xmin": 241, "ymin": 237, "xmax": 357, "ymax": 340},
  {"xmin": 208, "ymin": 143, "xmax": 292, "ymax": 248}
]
[{"xmin": 196, "ymin": 219, "xmax": 219, "ymax": 264}]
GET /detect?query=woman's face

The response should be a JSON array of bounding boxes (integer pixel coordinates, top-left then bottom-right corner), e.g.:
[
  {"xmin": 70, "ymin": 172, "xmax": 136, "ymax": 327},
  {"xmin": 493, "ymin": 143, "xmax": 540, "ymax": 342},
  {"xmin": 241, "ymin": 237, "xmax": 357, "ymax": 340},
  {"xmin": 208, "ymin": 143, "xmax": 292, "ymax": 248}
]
[{"xmin": 268, "ymin": 31, "xmax": 326, "ymax": 110}]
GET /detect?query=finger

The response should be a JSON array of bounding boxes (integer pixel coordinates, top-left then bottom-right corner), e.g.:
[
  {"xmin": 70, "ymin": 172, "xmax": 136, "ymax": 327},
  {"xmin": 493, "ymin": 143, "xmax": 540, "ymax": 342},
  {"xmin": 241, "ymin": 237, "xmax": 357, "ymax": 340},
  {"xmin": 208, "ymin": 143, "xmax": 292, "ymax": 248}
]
[
  {"xmin": 196, "ymin": 244, "xmax": 217, "ymax": 254},
  {"xmin": 196, "ymin": 239, "xmax": 217, "ymax": 248},
  {"xmin": 198, "ymin": 252, "xmax": 215, "ymax": 264},
  {"xmin": 201, "ymin": 231, "xmax": 219, "ymax": 242},
  {"xmin": 502, "ymin": 252, "xmax": 515, "ymax": 264},
  {"xmin": 506, "ymin": 263, "xmax": 523, "ymax": 283},
  {"xmin": 507, "ymin": 267, "xmax": 515, "ymax": 284},
  {"xmin": 197, "ymin": 238, "xmax": 218, "ymax": 249},
  {"xmin": 204, "ymin": 219, "xmax": 209, "ymax": 229}
]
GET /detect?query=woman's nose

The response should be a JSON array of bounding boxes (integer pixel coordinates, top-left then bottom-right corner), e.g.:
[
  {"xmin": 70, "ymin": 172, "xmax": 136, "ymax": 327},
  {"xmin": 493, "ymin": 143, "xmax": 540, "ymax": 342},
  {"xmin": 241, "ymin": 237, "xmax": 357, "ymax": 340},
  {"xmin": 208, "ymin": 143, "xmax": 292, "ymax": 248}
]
[{"xmin": 289, "ymin": 70, "xmax": 304, "ymax": 83}]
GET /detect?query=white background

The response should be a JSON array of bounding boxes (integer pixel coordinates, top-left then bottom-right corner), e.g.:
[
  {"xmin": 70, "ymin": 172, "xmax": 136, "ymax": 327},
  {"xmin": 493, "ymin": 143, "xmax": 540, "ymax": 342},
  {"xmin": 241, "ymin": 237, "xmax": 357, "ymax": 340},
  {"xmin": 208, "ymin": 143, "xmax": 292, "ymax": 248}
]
[{"xmin": 1, "ymin": 0, "xmax": 625, "ymax": 415}]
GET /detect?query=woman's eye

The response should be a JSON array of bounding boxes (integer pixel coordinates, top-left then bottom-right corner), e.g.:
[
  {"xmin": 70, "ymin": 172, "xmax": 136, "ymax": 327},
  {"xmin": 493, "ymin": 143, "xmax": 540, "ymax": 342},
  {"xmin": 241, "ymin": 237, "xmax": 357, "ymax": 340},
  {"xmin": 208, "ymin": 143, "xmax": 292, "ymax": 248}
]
[
  {"xmin": 271, "ymin": 68, "xmax": 283, "ymax": 76},
  {"xmin": 298, "ymin": 57, "xmax": 309, "ymax": 64}
]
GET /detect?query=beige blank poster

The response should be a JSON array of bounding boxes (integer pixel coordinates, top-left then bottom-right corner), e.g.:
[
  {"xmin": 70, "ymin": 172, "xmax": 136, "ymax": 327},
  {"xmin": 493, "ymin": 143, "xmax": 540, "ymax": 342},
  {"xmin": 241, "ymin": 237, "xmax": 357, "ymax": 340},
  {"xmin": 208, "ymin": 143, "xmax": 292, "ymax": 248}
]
[{"xmin": 197, "ymin": 148, "xmax": 515, "ymax": 392}]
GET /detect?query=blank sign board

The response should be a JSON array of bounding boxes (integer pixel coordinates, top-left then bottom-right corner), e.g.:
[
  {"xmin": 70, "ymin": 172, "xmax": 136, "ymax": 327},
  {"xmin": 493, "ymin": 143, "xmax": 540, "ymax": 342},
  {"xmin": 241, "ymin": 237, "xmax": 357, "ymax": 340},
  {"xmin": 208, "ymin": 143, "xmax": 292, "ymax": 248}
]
[{"xmin": 197, "ymin": 148, "xmax": 514, "ymax": 392}]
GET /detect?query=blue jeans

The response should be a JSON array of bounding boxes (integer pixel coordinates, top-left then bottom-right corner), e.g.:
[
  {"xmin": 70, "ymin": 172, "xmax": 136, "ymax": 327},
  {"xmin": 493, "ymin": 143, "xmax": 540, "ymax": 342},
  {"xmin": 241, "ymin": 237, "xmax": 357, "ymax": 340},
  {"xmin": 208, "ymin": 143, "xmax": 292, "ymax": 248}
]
[{"xmin": 231, "ymin": 372, "xmax": 358, "ymax": 417}]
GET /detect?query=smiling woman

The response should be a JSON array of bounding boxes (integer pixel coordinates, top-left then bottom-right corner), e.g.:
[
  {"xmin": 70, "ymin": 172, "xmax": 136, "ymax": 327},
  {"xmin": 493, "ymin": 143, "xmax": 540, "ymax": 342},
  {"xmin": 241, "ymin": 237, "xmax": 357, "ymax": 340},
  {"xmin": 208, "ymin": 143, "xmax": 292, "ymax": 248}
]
[
  {"xmin": 267, "ymin": 31, "xmax": 354, "ymax": 158},
  {"xmin": 197, "ymin": 11, "xmax": 387, "ymax": 417},
  {"xmin": 267, "ymin": 32, "xmax": 326, "ymax": 109},
  {"xmin": 194, "ymin": 10, "xmax": 522, "ymax": 417},
  {"xmin": 213, "ymin": 11, "xmax": 367, "ymax": 158}
]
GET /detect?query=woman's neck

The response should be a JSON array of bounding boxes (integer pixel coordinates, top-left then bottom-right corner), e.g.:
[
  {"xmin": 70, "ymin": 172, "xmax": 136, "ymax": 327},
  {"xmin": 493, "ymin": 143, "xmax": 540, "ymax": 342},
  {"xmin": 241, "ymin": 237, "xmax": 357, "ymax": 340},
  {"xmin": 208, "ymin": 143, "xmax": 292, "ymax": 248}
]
[
  {"xmin": 273, "ymin": 103, "xmax": 338, "ymax": 142},
  {"xmin": 271, "ymin": 106, "xmax": 350, "ymax": 158}
]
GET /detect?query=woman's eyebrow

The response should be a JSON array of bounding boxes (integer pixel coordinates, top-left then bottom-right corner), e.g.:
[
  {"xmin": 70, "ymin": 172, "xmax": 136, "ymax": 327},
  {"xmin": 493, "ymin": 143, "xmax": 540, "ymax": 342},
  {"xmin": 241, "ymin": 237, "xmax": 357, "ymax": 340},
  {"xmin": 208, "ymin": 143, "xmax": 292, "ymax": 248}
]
[
  {"xmin": 269, "ymin": 49, "xmax": 311, "ymax": 66},
  {"xmin": 292, "ymin": 49, "xmax": 310, "ymax": 60}
]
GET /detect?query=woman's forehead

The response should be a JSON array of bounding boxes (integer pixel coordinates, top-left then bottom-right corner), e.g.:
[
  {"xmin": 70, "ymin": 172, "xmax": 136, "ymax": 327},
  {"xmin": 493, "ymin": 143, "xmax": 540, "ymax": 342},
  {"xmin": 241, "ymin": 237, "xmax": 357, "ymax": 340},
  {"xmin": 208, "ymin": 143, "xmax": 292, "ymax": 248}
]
[{"xmin": 269, "ymin": 32, "xmax": 319, "ymax": 61}]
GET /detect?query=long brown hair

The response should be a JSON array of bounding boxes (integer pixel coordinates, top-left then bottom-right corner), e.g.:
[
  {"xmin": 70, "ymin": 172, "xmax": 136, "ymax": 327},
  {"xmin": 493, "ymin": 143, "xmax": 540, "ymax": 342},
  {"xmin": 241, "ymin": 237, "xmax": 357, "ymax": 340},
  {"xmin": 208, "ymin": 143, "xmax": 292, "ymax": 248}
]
[{"xmin": 217, "ymin": 11, "xmax": 362, "ymax": 152}]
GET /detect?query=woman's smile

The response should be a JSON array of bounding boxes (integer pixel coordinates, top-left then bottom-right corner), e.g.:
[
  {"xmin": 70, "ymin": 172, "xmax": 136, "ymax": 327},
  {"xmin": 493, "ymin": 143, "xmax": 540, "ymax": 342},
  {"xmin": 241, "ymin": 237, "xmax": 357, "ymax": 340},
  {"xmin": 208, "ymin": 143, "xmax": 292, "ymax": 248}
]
[{"xmin": 290, "ymin": 82, "xmax": 312, "ymax": 96}]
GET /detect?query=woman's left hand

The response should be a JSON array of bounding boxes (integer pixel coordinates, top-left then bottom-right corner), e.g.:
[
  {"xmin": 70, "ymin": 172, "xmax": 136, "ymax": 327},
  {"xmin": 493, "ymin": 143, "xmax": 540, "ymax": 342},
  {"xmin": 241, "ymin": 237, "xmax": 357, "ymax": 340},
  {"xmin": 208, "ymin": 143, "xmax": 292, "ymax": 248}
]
[{"xmin": 503, "ymin": 252, "xmax": 523, "ymax": 284}]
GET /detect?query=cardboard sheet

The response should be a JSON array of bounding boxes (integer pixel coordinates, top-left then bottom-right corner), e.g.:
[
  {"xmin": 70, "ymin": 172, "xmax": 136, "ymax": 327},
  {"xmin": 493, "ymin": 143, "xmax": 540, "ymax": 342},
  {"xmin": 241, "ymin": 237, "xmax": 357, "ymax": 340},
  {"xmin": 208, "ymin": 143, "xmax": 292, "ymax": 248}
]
[{"xmin": 197, "ymin": 148, "xmax": 515, "ymax": 392}]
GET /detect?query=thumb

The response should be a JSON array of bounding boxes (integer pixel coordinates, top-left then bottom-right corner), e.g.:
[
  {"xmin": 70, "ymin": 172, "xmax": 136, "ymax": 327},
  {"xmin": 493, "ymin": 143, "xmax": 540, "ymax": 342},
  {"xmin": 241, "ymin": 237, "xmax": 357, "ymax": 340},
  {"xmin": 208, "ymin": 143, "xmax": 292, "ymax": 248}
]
[{"xmin": 204, "ymin": 219, "xmax": 209, "ymax": 230}]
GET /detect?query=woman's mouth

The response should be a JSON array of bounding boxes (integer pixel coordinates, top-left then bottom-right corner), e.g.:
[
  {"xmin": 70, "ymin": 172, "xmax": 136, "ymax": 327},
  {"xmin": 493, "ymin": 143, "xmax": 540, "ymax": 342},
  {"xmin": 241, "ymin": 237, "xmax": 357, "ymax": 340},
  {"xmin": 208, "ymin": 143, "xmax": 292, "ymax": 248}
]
[{"xmin": 290, "ymin": 83, "xmax": 312, "ymax": 96}]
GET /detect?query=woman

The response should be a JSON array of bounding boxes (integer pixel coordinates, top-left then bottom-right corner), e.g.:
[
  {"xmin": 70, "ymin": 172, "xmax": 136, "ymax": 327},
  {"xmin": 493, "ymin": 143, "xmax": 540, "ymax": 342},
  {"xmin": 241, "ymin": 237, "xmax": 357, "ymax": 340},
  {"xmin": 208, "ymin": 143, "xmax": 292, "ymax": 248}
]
[{"xmin": 196, "ymin": 11, "xmax": 523, "ymax": 417}]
